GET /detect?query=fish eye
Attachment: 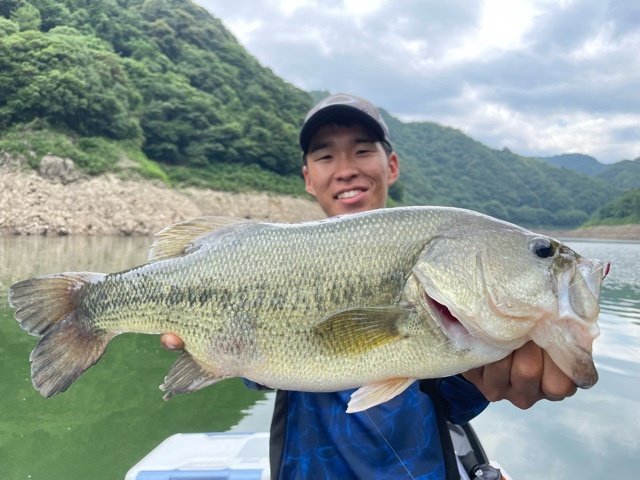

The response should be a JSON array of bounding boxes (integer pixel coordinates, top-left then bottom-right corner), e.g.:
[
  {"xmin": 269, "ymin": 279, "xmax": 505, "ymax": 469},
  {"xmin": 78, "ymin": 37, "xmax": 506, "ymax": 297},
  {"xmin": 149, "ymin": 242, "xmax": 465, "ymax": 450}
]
[{"xmin": 531, "ymin": 237, "xmax": 555, "ymax": 259}]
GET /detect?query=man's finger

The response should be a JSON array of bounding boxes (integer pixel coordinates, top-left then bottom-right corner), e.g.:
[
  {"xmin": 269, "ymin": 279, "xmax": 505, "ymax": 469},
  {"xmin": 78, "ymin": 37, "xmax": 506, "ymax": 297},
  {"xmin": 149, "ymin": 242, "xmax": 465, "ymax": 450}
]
[
  {"xmin": 540, "ymin": 350, "xmax": 577, "ymax": 400},
  {"xmin": 508, "ymin": 341, "xmax": 545, "ymax": 408},
  {"xmin": 160, "ymin": 333, "xmax": 184, "ymax": 350}
]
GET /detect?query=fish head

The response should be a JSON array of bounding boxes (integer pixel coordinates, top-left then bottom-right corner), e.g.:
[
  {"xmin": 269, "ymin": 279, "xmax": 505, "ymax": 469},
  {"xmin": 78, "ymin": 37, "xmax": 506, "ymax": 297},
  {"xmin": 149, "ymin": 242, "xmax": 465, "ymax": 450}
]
[
  {"xmin": 412, "ymin": 224, "xmax": 606, "ymax": 388},
  {"xmin": 528, "ymin": 251, "xmax": 606, "ymax": 388}
]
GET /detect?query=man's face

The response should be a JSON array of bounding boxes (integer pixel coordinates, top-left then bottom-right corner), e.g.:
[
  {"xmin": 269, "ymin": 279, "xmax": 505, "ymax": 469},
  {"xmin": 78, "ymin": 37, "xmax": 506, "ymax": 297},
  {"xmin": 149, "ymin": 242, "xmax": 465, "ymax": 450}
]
[{"xmin": 302, "ymin": 123, "xmax": 399, "ymax": 217}]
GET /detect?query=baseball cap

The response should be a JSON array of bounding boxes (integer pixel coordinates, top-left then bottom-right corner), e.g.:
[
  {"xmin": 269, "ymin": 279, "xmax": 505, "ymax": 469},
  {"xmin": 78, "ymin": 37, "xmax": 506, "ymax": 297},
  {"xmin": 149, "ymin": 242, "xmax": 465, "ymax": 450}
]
[{"xmin": 299, "ymin": 93, "xmax": 392, "ymax": 154}]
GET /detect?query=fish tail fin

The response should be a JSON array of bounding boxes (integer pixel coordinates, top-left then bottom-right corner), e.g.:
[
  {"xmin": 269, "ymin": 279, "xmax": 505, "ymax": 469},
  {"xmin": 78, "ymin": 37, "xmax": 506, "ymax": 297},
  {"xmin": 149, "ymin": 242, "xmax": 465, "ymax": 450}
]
[{"xmin": 8, "ymin": 272, "xmax": 113, "ymax": 397}]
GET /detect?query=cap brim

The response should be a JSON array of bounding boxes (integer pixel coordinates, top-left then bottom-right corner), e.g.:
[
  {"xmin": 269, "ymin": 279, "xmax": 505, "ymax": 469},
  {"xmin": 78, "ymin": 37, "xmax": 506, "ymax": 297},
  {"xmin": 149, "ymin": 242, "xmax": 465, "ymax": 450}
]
[{"xmin": 299, "ymin": 105, "xmax": 387, "ymax": 153}]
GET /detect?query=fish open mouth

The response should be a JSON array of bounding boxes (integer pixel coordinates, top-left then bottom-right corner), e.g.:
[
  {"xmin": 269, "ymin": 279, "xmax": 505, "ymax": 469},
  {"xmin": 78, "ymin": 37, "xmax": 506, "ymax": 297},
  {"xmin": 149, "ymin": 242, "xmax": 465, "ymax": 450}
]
[{"xmin": 422, "ymin": 290, "xmax": 470, "ymax": 340}]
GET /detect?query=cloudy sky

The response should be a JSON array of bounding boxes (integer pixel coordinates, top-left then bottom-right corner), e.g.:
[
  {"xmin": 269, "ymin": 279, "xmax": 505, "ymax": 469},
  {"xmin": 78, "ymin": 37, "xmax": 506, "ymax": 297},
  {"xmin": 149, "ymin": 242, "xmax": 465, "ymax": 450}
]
[{"xmin": 195, "ymin": 0, "xmax": 639, "ymax": 163}]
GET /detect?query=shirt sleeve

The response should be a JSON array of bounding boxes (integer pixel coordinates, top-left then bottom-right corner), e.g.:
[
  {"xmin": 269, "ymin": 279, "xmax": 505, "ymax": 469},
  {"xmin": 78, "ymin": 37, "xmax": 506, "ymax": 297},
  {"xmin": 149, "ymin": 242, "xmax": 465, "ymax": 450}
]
[{"xmin": 437, "ymin": 375, "xmax": 489, "ymax": 425}]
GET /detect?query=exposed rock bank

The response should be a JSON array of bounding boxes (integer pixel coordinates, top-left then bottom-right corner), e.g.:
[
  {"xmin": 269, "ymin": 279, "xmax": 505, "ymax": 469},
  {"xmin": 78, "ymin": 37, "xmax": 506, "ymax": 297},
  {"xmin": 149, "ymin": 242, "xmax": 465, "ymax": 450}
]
[
  {"xmin": 541, "ymin": 224, "xmax": 640, "ymax": 242},
  {"xmin": 0, "ymin": 161, "xmax": 324, "ymax": 236}
]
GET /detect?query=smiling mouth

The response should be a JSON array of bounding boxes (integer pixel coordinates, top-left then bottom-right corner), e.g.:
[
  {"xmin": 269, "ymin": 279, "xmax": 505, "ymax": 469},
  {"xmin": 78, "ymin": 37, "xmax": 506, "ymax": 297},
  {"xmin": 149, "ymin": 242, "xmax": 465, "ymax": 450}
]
[{"xmin": 336, "ymin": 189, "xmax": 366, "ymax": 200}]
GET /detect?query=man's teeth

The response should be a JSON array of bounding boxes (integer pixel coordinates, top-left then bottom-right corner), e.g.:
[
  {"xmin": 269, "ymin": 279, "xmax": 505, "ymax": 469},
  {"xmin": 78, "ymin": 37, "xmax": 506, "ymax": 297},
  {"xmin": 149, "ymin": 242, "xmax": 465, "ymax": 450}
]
[{"xmin": 337, "ymin": 190, "xmax": 362, "ymax": 199}]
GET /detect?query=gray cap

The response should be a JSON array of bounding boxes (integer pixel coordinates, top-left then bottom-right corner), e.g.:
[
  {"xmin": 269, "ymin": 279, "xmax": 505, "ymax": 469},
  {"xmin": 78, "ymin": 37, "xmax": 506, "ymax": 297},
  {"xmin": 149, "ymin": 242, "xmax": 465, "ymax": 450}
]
[{"xmin": 299, "ymin": 93, "xmax": 392, "ymax": 153}]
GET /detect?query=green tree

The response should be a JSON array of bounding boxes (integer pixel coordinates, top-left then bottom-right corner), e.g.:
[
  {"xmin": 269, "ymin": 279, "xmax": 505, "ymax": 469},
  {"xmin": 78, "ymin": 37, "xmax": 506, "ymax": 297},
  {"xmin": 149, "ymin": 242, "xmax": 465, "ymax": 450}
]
[
  {"xmin": 29, "ymin": 0, "xmax": 71, "ymax": 31},
  {"xmin": 10, "ymin": 2, "xmax": 41, "ymax": 31},
  {"xmin": 589, "ymin": 189, "xmax": 640, "ymax": 225},
  {"xmin": 0, "ymin": 0, "xmax": 21, "ymax": 18},
  {"xmin": 0, "ymin": 16, "xmax": 18, "ymax": 36},
  {"xmin": 0, "ymin": 29, "xmax": 141, "ymax": 139}
]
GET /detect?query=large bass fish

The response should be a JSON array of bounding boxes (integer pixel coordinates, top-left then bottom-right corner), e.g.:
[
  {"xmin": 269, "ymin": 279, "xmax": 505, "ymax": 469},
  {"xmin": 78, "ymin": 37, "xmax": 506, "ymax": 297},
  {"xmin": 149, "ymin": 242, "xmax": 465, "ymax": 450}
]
[{"xmin": 8, "ymin": 207, "xmax": 607, "ymax": 412}]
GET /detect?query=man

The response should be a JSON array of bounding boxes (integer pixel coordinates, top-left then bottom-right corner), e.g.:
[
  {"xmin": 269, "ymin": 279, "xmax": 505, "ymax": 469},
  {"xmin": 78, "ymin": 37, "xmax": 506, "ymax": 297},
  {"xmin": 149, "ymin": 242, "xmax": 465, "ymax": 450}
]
[{"xmin": 161, "ymin": 93, "xmax": 576, "ymax": 479}]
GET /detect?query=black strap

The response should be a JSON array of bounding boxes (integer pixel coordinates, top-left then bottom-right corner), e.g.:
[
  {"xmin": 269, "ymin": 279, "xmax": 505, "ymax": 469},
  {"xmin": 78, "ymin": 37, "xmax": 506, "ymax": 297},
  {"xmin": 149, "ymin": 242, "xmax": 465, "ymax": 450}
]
[
  {"xmin": 420, "ymin": 379, "xmax": 460, "ymax": 480},
  {"xmin": 269, "ymin": 389, "xmax": 289, "ymax": 479}
]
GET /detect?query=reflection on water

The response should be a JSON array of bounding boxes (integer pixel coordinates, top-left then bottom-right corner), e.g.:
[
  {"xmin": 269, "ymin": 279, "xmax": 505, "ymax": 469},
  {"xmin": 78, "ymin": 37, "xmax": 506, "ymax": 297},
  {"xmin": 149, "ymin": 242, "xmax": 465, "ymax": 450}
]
[
  {"xmin": 0, "ymin": 236, "xmax": 267, "ymax": 480},
  {"xmin": 0, "ymin": 235, "xmax": 151, "ymax": 289},
  {"xmin": 1, "ymin": 237, "xmax": 638, "ymax": 480}
]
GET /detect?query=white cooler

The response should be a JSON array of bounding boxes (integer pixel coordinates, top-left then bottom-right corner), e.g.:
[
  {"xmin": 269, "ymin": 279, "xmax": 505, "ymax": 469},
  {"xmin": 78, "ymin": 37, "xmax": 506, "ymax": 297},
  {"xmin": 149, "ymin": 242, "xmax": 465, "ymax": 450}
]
[{"xmin": 125, "ymin": 432, "xmax": 270, "ymax": 480}]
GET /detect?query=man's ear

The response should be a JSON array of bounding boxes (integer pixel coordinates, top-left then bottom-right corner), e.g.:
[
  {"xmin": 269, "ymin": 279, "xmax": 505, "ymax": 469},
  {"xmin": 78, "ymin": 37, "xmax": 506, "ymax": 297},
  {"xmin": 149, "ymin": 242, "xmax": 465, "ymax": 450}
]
[
  {"xmin": 302, "ymin": 165, "xmax": 316, "ymax": 196},
  {"xmin": 387, "ymin": 152, "xmax": 400, "ymax": 185}
]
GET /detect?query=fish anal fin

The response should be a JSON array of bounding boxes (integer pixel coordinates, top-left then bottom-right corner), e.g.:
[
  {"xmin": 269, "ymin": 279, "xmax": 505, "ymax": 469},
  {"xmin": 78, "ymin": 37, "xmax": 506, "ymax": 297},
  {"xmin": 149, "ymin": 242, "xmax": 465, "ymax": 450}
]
[
  {"xmin": 347, "ymin": 377, "xmax": 416, "ymax": 413},
  {"xmin": 313, "ymin": 306, "xmax": 414, "ymax": 356},
  {"xmin": 160, "ymin": 351, "xmax": 225, "ymax": 399},
  {"xmin": 149, "ymin": 217, "xmax": 256, "ymax": 262}
]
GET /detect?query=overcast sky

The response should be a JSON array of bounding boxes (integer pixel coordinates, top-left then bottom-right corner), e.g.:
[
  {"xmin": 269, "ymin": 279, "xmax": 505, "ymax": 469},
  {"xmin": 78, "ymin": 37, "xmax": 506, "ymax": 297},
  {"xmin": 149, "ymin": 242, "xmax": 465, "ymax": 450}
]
[{"xmin": 195, "ymin": 0, "xmax": 639, "ymax": 163}]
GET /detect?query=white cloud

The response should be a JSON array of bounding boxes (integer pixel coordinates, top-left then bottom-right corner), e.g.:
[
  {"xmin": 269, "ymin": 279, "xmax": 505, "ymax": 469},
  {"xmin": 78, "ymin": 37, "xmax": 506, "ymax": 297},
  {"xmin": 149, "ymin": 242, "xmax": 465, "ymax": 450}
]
[
  {"xmin": 222, "ymin": 18, "xmax": 263, "ymax": 45},
  {"xmin": 445, "ymin": 0, "xmax": 538, "ymax": 62},
  {"xmin": 196, "ymin": 0, "xmax": 640, "ymax": 163},
  {"xmin": 343, "ymin": 0, "xmax": 387, "ymax": 16}
]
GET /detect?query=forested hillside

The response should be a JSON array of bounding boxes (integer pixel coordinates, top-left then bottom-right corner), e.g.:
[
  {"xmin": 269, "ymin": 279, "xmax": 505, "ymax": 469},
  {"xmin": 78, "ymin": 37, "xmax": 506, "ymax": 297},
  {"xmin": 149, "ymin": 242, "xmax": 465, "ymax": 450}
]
[
  {"xmin": 384, "ymin": 114, "xmax": 620, "ymax": 227},
  {"xmin": 0, "ymin": 0, "xmax": 634, "ymax": 228},
  {"xmin": 0, "ymin": 0, "xmax": 313, "ymax": 193},
  {"xmin": 587, "ymin": 189, "xmax": 640, "ymax": 226},
  {"xmin": 595, "ymin": 160, "xmax": 640, "ymax": 191},
  {"xmin": 538, "ymin": 154, "xmax": 640, "ymax": 190},
  {"xmin": 537, "ymin": 154, "xmax": 607, "ymax": 176}
]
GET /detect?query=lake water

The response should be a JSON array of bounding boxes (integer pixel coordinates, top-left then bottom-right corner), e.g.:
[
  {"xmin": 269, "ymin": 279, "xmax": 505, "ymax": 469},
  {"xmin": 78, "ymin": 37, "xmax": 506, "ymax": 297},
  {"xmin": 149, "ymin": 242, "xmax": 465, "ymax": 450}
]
[{"xmin": 0, "ymin": 236, "xmax": 638, "ymax": 479}]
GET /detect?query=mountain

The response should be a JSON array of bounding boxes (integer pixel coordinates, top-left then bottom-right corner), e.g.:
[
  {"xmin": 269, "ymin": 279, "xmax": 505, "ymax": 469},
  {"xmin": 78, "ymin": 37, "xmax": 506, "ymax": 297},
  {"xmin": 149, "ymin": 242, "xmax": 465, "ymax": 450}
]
[
  {"xmin": 0, "ymin": 0, "xmax": 313, "ymax": 187},
  {"xmin": 536, "ymin": 153, "xmax": 640, "ymax": 191},
  {"xmin": 384, "ymin": 114, "xmax": 616, "ymax": 227},
  {"xmin": 0, "ymin": 0, "xmax": 629, "ymax": 228},
  {"xmin": 535, "ymin": 154, "xmax": 640, "ymax": 222},
  {"xmin": 587, "ymin": 188, "xmax": 640, "ymax": 226},
  {"xmin": 537, "ymin": 154, "xmax": 607, "ymax": 176},
  {"xmin": 595, "ymin": 159, "xmax": 640, "ymax": 190}
]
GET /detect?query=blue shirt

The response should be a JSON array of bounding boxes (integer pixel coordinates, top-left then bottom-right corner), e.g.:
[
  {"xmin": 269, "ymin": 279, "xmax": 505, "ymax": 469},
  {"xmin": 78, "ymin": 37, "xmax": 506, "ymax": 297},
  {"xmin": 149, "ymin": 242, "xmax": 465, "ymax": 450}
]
[{"xmin": 255, "ymin": 377, "xmax": 488, "ymax": 480}]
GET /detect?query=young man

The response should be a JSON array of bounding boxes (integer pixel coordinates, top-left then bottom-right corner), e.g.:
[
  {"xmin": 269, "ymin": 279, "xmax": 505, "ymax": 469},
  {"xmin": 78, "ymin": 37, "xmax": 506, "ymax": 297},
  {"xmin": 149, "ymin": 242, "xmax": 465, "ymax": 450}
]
[{"xmin": 161, "ymin": 93, "xmax": 576, "ymax": 479}]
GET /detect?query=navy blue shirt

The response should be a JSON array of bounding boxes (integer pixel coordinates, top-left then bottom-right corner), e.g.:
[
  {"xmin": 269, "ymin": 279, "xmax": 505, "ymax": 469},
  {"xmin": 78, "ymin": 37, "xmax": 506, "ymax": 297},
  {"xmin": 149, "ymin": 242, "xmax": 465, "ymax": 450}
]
[{"xmin": 254, "ymin": 377, "xmax": 488, "ymax": 480}]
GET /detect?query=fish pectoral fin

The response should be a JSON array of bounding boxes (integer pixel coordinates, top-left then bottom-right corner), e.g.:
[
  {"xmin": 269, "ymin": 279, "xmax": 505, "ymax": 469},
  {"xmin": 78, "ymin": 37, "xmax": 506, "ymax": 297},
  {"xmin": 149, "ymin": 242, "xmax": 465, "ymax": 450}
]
[
  {"xmin": 313, "ymin": 306, "xmax": 415, "ymax": 355},
  {"xmin": 160, "ymin": 351, "xmax": 225, "ymax": 400},
  {"xmin": 149, "ymin": 217, "xmax": 256, "ymax": 262},
  {"xmin": 347, "ymin": 377, "xmax": 417, "ymax": 413}
]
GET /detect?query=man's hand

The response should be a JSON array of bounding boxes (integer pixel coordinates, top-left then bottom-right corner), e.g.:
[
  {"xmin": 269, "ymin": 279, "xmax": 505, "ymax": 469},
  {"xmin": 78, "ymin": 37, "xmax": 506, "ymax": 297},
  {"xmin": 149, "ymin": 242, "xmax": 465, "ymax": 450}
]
[
  {"xmin": 462, "ymin": 341, "xmax": 577, "ymax": 409},
  {"xmin": 160, "ymin": 333, "xmax": 184, "ymax": 350}
]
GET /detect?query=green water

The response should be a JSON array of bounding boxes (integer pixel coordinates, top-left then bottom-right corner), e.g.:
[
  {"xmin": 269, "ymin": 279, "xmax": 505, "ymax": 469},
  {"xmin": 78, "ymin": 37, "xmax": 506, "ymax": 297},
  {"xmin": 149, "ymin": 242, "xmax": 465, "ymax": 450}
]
[
  {"xmin": 0, "ymin": 236, "xmax": 267, "ymax": 480},
  {"xmin": 1, "ymin": 237, "xmax": 639, "ymax": 479}
]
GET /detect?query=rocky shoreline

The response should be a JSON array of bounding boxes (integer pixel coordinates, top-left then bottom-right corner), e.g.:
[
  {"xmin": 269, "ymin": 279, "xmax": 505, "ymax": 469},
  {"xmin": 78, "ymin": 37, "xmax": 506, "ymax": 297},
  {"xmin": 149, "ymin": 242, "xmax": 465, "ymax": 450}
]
[
  {"xmin": 540, "ymin": 225, "xmax": 640, "ymax": 242},
  {"xmin": 1, "ymin": 160, "xmax": 638, "ymax": 240},
  {"xmin": 0, "ymin": 161, "xmax": 324, "ymax": 236}
]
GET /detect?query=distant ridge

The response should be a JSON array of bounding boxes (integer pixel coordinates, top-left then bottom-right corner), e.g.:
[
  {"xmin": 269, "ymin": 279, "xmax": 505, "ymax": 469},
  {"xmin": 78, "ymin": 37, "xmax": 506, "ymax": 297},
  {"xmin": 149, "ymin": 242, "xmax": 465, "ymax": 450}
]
[{"xmin": 536, "ymin": 154, "xmax": 607, "ymax": 176}]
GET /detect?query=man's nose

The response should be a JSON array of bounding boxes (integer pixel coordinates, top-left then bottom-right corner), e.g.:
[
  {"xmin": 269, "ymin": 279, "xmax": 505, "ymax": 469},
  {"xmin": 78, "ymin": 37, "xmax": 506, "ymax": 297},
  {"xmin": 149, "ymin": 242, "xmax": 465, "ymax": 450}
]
[{"xmin": 333, "ymin": 154, "xmax": 358, "ymax": 180}]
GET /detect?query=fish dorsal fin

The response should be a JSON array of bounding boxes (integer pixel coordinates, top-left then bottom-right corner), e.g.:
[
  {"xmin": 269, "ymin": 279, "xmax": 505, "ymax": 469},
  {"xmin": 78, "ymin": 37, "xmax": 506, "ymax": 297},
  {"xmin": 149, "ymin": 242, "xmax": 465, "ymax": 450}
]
[
  {"xmin": 149, "ymin": 217, "xmax": 256, "ymax": 262},
  {"xmin": 313, "ymin": 306, "xmax": 415, "ymax": 356}
]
